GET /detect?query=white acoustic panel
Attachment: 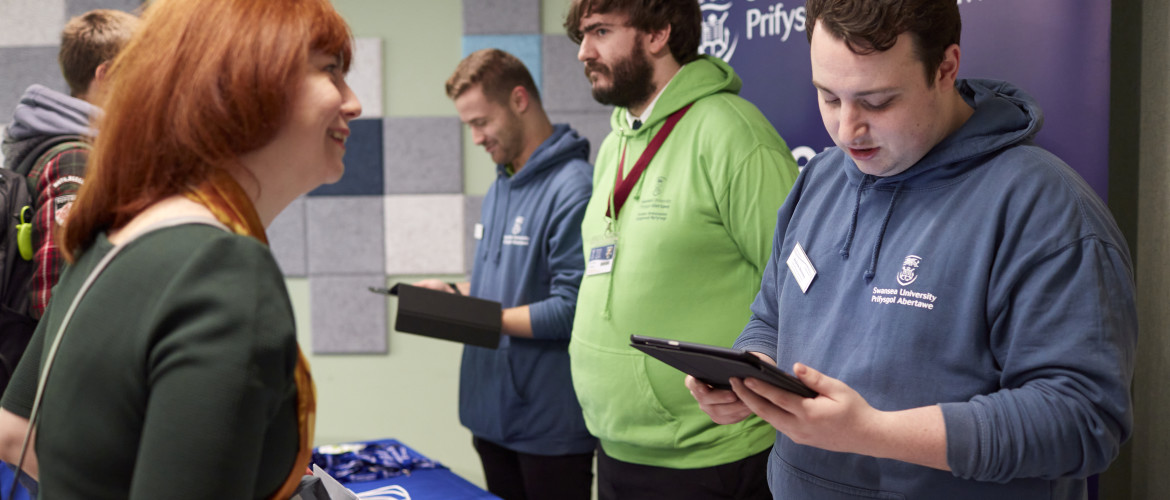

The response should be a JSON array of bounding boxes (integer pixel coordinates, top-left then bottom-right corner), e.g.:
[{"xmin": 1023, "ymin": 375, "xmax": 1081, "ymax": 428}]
[
  {"xmin": 310, "ymin": 274, "xmax": 388, "ymax": 354},
  {"xmin": 384, "ymin": 194, "xmax": 465, "ymax": 275},
  {"xmin": 268, "ymin": 196, "xmax": 307, "ymax": 276},
  {"xmin": 348, "ymin": 37, "xmax": 383, "ymax": 118},
  {"xmin": 306, "ymin": 196, "xmax": 385, "ymax": 275},
  {"xmin": 0, "ymin": 0, "xmax": 65, "ymax": 47}
]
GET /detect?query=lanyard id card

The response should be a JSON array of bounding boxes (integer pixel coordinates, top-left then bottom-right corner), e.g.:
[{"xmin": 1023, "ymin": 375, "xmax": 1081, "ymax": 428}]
[{"xmin": 586, "ymin": 233, "xmax": 618, "ymax": 276}]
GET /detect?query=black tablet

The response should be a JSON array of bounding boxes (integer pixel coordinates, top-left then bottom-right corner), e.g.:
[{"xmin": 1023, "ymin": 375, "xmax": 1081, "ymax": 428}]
[{"xmin": 629, "ymin": 334, "xmax": 817, "ymax": 398}]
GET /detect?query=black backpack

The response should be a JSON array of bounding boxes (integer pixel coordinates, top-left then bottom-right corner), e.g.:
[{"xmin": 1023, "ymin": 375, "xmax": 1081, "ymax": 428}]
[{"xmin": 0, "ymin": 166, "xmax": 35, "ymax": 393}]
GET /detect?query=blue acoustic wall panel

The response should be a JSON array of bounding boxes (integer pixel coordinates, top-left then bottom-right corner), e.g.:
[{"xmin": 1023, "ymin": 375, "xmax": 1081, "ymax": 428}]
[
  {"xmin": 348, "ymin": 37, "xmax": 383, "ymax": 119},
  {"xmin": 268, "ymin": 196, "xmax": 307, "ymax": 276},
  {"xmin": 462, "ymin": 35, "xmax": 543, "ymax": 92},
  {"xmin": 306, "ymin": 196, "xmax": 385, "ymax": 275},
  {"xmin": 384, "ymin": 194, "xmax": 465, "ymax": 275},
  {"xmin": 310, "ymin": 274, "xmax": 388, "ymax": 354},
  {"xmin": 65, "ymin": 0, "xmax": 142, "ymax": 19},
  {"xmin": 0, "ymin": 0, "xmax": 65, "ymax": 47},
  {"xmin": 309, "ymin": 118, "xmax": 383, "ymax": 196},
  {"xmin": 463, "ymin": 195, "xmax": 484, "ymax": 276},
  {"xmin": 541, "ymin": 34, "xmax": 609, "ymax": 113},
  {"xmin": 384, "ymin": 116, "xmax": 463, "ymax": 194},
  {"xmin": 549, "ymin": 110, "xmax": 612, "ymax": 165},
  {"xmin": 463, "ymin": 0, "xmax": 541, "ymax": 35},
  {"xmin": 0, "ymin": 47, "xmax": 68, "ymax": 123}
]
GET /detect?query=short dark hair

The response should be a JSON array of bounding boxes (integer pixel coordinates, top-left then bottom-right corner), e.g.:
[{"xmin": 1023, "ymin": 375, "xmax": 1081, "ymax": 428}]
[
  {"xmin": 564, "ymin": 0, "xmax": 701, "ymax": 65},
  {"xmin": 59, "ymin": 9, "xmax": 139, "ymax": 97},
  {"xmin": 805, "ymin": 0, "xmax": 961, "ymax": 86},
  {"xmin": 445, "ymin": 48, "xmax": 542, "ymax": 105}
]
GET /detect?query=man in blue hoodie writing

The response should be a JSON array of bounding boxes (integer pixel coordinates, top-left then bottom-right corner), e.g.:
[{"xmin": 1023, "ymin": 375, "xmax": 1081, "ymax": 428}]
[
  {"xmin": 688, "ymin": 0, "xmax": 1136, "ymax": 498},
  {"xmin": 414, "ymin": 48, "xmax": 595, "ymax": 500}
]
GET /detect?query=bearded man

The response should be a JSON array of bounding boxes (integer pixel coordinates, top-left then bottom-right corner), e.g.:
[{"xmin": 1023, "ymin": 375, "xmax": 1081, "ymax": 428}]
[{"xmin": 563, "ymin": 1, "xmax": 800, "ymax": 498}]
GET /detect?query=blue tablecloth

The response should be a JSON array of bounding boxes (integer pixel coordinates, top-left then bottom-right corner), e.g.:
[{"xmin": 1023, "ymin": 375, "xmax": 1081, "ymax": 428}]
[{"xmin": 320, "ymin": 439, "xmax": 498, "ymax": 500}]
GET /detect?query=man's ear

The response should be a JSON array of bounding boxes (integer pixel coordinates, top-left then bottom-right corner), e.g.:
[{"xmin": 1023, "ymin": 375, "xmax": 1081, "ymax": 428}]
[
  {"xmin": 645, "ymin": 23, "xmax": 673, "ymax": 58},
  {"xmin": 935, "ymin": 43, "xmax": 961, "ymax": 87},
  {"xmin": 509, "ymin": 85, "xmax": 531, "ymax": 114}
]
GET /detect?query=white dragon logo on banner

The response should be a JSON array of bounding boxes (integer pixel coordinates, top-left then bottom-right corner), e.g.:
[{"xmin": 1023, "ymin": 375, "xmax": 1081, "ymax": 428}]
[{"xmin": 699, "ymin": 0, "xmax": 738, "ymax": 62}]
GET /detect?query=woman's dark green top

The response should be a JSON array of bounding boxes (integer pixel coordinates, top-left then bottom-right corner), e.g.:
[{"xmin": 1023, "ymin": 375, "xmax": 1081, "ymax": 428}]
[{"xmin": 1, "ymin": 224, "xmax": 300, "ymax": 499}]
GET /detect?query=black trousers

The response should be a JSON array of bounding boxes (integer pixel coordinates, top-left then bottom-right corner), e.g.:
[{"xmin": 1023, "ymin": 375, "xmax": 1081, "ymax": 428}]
[
  {"xmin": 471, "ymin": 436, "xmax": 594, "ymax": 500},
  {"xmin": 597, "ymin": 445, "xmax": 772, "ymax": 500}
]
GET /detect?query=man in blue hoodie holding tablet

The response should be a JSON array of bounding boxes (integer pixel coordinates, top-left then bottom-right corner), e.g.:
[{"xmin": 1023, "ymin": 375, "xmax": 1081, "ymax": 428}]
[
  {"xmin": 688, "ymin": 0, "xmax": 1137, "ymax": 498},
  {"xmin": 414, "ymin": 48, "xmax": 595, "ymax": 500}
]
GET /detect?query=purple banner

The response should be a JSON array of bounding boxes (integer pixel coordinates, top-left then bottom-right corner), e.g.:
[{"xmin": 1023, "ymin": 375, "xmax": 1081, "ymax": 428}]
[{"xmin": 698, "ymin": 0, "xmax": 1111, "ymax": 199}]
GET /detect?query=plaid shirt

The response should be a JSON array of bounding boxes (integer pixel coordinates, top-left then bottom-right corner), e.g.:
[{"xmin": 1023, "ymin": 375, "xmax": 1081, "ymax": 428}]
[{"xmin": 28, "ymin": 145, "xmax": 88, "ymax": 318}]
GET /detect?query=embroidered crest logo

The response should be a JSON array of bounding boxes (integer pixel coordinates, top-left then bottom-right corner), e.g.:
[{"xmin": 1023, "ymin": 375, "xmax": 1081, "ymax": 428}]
[
  {"xmin": 897, "ymin": 255, "xmax": 921, "ymax": 286},
  {"xmin": 699, "ymin": 0, "xmax": 738, "ymax": 62},
  {"xmin": 511, "ymin": 216, "xmax": 525, "ymax": 235},
  {"xmin": 652, "ymin": 176, "xmax": 666, "ymax": 197}
]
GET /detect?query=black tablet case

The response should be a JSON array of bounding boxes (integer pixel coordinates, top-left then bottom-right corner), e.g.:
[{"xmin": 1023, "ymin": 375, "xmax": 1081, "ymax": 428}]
[
  {"xmin": 630, "ymin": 335, "xmax": 817, "ymax": 398},
  {"xmin": 383, "ymin": 283, "xmax": 502, "ymax": 349}
]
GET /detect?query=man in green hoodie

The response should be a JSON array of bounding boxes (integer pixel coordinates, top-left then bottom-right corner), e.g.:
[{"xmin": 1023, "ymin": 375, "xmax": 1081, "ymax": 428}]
[{"xmin": 563, "ymin": 1, "xmax": 800, "ymax": 497}]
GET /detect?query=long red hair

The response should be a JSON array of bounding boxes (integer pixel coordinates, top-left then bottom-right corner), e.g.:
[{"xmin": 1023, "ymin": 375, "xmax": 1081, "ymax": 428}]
[{"xmin": 62, "ymin": 0, "xmax": 353, "ymax": 260}]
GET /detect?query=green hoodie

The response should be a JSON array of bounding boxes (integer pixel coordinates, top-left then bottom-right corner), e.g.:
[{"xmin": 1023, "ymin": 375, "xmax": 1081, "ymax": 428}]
[{"xmin": 569, "ymin": 56, "xmax": 799, "ymax": 468}]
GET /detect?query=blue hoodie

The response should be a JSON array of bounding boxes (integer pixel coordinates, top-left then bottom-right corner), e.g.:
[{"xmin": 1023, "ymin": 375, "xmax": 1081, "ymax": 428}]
[
  {"xmin": 460, "ymin": 124, "xmax": 596, "ymax": 455},
  {"xmin": 737, "ymin": 79, "xmax": 1136, "ymax": 499}
]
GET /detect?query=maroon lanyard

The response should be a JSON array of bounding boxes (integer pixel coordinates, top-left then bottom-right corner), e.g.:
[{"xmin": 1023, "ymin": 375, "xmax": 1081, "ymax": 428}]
[{"xmin": 606, "ymin": 103, "xmax": 694, "ymax": 219}]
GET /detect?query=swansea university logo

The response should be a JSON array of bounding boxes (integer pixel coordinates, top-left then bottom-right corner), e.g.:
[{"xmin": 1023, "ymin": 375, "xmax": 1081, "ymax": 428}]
[
  {"xmin": 897, "ymin": 255, "xmax": 921, "ymax": 286},
  {"xmin": 699, "ymin": 0, "xmax": 738, "ymax": 62}
]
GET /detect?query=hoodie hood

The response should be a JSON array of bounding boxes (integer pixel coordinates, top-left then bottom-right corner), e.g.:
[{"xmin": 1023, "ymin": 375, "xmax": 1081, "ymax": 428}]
[
  {"xmin": 609, "ymin": 55, "xmax": 742, "ymax": 136},
  {"xmin": 5, "ymin": 84, "xmax": 97, "ymax": 140},
  {"xmin": 2, "ymin": 84, "xmax": 98, "ymax": 170},
  {"xmin": 836, "ymin": 79, "xmax": 1044, "ymax": 281},
  {"xmin": 499, "ymin": 124, "xmax": 590, "ymax": 186},
  {"xmin": 844, "ymin": 78, "xmax": 1043, "ymax": 189}
]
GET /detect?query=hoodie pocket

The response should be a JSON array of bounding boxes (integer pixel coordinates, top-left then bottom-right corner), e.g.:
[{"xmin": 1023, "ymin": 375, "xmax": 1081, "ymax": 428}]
[
  {"xmin": 771, "ymin": 451, "xmax": 906, "ymax": 500},
  {"xmin": 569, "ymin": 339, "xmax": 681, "ymax": 446}
]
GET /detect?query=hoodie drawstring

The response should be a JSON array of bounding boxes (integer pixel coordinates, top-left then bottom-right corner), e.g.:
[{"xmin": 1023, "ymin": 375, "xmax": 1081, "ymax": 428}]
[
  {"xmin": 839, "ymin": 177, "xmax": 903, "ymax": 281},
  {"xmin": 864, "ymin": 182, "xmax": 903, "ymax": 281},
  {"xmin": 840, "ymin": 178, "xmax": 867, "ymax": 259}
]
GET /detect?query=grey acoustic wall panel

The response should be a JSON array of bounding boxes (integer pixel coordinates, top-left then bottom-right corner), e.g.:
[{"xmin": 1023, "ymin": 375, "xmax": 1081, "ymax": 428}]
[
  {"xmin": 349, "ymin": 37, "xmax": 383, "ymax": 119},
  {"xmin": 462, "ymin": 0, "xmax": 540, "ymax": 35},
  {"xmin": 0, "ymin": 0, "xmax": 65, "ymax": 47},
  {"xmin": 309, "ymin": 118, "xmax": 383, "ymax": 196},
  {"xmin": 0, "ymin": 47, "xmax": 68, "ymax": 123},
  {"xmin": 65, "ymin": 0, "xmax": 143, "ymax": 19},
  {"xmin": 310, "ymin": 274, "xmax": 388, "ymax": 354},
  {"xmin": 306, "ymin": 196, "xmax": 385, "ymax": 275},
  {"xmin": 384, "ymin": 117, "xmax": 463, "ymax": 194},
  {"xmin": 542, "ymin": 35, "xmax": 610, "ymax": 113},
  {"xmin": 268, "ymin": 197, "xmax": 307, "ymax": 276},
  {"xmin": 549, "ymin": 111, "xmax": 613, "ymax": 165},
  {"xmin": 384, "ymin": 194, "xmax": 464, "ymax": 275},
  {"xmin": 464, "ymin": 195, "xmax": 484, "ymax": 275}
]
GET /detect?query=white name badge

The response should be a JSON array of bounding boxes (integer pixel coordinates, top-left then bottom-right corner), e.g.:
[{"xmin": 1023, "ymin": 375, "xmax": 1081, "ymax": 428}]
[
  {"xmin": 586, "ymin": 235, "xmax": 617, "ymax": 276},
  {"xmin": 786, "ymin": 242, "xmax": 816, "ymax": 293},
  {"xmin": 474, "ymin": 223, "xmax": 484, "ymax": 240}
]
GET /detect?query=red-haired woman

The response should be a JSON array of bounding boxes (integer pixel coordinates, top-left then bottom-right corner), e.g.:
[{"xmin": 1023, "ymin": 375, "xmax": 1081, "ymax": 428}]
[{"xmin": 0, "ymin": 0, "xmax": 360, "ymax": 498}]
